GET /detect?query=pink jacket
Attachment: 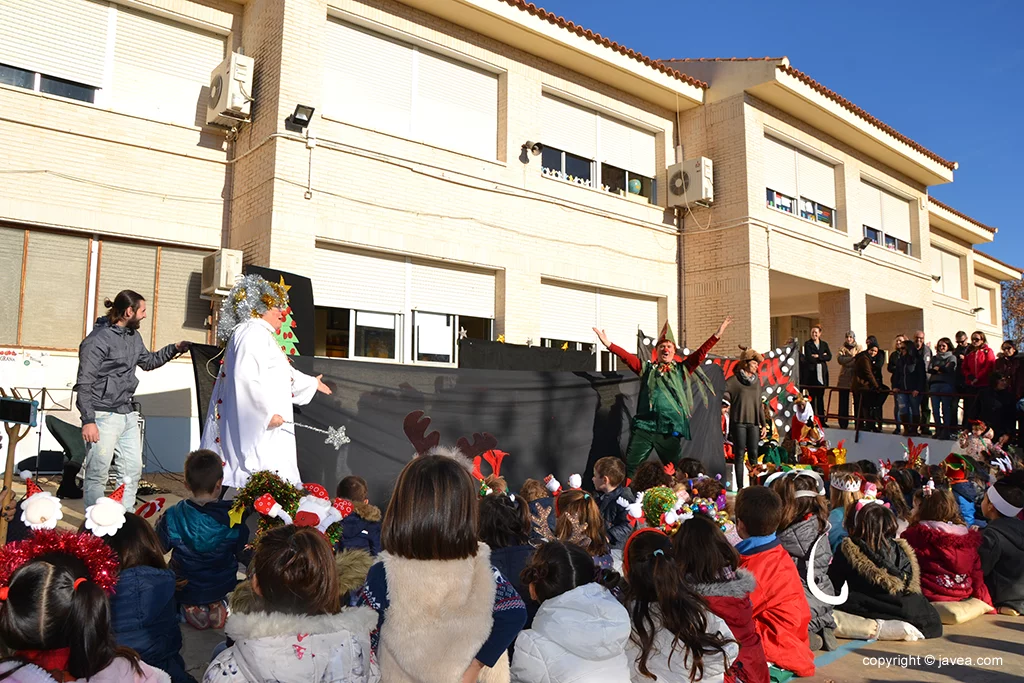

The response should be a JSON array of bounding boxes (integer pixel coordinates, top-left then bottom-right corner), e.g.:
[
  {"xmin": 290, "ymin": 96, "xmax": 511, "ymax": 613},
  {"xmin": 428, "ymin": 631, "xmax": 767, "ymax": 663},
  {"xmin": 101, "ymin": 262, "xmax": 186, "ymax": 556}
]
[{"xmin": 0, "ymin": 658, "xmax": 170, "ymax": 683}]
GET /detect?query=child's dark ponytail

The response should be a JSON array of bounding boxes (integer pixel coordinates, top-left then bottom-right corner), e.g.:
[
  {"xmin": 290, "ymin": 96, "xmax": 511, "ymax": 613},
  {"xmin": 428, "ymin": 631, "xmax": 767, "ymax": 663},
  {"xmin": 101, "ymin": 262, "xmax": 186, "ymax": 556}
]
[
  {"xmin": 520, "ymin": 540, "xmax": 619, "ymax": 603},
  {"xmin": 625, "ymin": 531, "xmax": 733, "ymax": 681},
  {"xmin": 0, "ymin": 556, "xmax": 141, "ymax": 680}
]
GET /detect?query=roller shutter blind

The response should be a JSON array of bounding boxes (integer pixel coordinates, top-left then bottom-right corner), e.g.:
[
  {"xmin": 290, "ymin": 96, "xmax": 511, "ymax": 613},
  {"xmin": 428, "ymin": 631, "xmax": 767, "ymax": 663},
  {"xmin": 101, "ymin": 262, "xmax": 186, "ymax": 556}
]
[
  {"xmin": 21, "ymin": 232, "xmax": 90, "ymax": 349},
  {"xmin": 763, "ymin": 136, "xmax": 798, "ymax": 198},
  {"xmin": 155, "ymin": 247, "xmax": 210, "ymax": 348},
  {"xmin": 598, "ymin": 291, "xmax": 659, "ymax": 350},
  {"xmin": 110, "ymin": 7, "xmax": 225, "ymax": 127},
  {"xmin": 313, "ymin": 247, "xmax": 406, "ymax": 313},
  {"xmin": 541, "ymin": 94, "xmax": 598, "ymax": 161},
  {"xmin": 929, "ymin": 246, "xmax": 943, "ymax": 292},
  {"xmin": 880, "ymin": 189, "xmax": 912, "ymax": 243},
  {"xmin": 0, "ymin": 0, "xmax": 108, "ymax": 87},
  {"xmin": 859, "ymin": 181, "xmax": 883, "ymax": 231},
  {"xmin": 0, "ymin": 227, "xmax": 25, "ymax": 345},
  {"xmin": 540, "ymin": 281, "xmax": 597, "ymax": 343},
  {"xmin": 975, "ymin": 286, "xmax": 993, "ymax": 324},
  {"xmin": 323, "ymin": 19, "xmax": 414, "ymax": 136},
  {"xmin": 416, "ymin": 49, "xmax": 497, "ymax": 159},
  {"xmin": 931, "ymin": 247, "xmax": 962, "ymax": 298},
  {"xmin": 600, "ymin": 116, "xmax": 656, "ymax": 178},
  {"xmin": 410, "ymin": 260, "xmax": 495, "ymax": 319},
  {"xmin": 96, "ymin": 241, "xmax": 158, "ymax": 346},
  {"xmin": 796, "ymin": 151, "xmax": 835, "ymax": 207}
]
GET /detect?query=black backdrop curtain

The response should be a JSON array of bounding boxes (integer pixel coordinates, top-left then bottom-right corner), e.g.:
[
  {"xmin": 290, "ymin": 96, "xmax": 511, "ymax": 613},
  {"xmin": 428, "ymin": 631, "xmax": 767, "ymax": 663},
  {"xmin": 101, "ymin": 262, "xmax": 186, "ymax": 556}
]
[{"xmin": 192, "ymin": 345, "xmax": 727, "ymax": 501}]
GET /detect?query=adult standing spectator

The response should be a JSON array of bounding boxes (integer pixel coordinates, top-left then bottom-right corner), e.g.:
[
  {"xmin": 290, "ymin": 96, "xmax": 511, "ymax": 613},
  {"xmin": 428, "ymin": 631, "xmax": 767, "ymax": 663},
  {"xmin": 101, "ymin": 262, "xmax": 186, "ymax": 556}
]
[
  {"xmin": 973, "ymin": 372, "xmax": 1017, "ymax": 448},
  {"xmin": 836, "ymin": 331, "xmax": 863, "ymax": 429},
  {"xmin": 801, "ymin": 325, "xmax": 832, "ymax": 426},
  {"xmin": 725, "ymin": 348, "xmax": 765, "ymax": 490},
  {"xmin": 913, "ymin": 331, "xmax": 934, "ymax": 435},
  {"xmin": 928, "ymin": 337, "xmax": 958, "ymax": 439},
  {"xmin": 994, "ymin": 341, "xmax": 1022, "ymax": 445},
  {"xmin": 893, "ymin": 335, "xmax": 927, "ymax": 436},
  {"xmin": 962, "ymin": 331, "xmax": 996, "ymax": 426},
  {"xmin": 865, "ymin": 335, "xmax": 887, "ymax": 431},
  {"xmin": 952, "ymin": 331, "xmax": 970, "ymax": 426},
  {"xmin": 75, "ymin": 290, "xmax": 190, "ymax": 509},
  {"xmin": 851, "ymin": 341, "xmax": 882, "ymax": 432},
  {"xmin": 888, "ymin": 335, "xmax": 907, "ymax": 435}
]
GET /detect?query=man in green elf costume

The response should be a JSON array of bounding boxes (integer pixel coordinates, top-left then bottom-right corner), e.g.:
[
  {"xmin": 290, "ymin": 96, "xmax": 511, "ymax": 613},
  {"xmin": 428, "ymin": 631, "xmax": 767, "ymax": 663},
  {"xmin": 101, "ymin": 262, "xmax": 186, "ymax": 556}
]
[{"xmin": 594, "ymin": 316, "xmax": 732, "ymax": 477}]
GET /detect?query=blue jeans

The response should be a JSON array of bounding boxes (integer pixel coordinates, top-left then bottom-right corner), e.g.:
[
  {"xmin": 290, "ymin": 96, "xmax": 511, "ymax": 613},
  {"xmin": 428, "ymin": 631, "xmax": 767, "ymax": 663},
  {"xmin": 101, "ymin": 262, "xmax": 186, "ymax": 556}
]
[
  {"xmin": 895, "ymin": 393, "xmax": 922, "ymax": 428},
  {"xmin": 83, "ymin": 411, "xmax": 142, "ymax": 509},
  {"xmin": 930, "ymin": 383, "xmax": 955, "ymax": 436}
]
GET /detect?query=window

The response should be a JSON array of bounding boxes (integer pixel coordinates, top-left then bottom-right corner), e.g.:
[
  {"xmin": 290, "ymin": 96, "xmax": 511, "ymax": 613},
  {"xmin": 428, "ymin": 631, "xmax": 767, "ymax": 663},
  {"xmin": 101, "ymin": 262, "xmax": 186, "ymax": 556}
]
[
  {"xmin": 975, "ymin": 286, "xmax": 994, "ymax": 325},
  {"xmin": 541, "ymin": 146, "xmax": 595, "ymax": 187},
  {"xmin": 323, "ymin": 19, "xmax": 498, "ymax": 159},
  {"xmin": 355, "ymin": 311, "xmax": 400, "ymax": 359},
  {"xmin": 415, "ymin": 312, "xmax": 455, "ymax": 363},
  {"xmin": 0, "ymin": 62, "xmax": 96, "ymax": 103},
  {"xmin": 540, "ymin": 93, "xmax": 659, "ymax": 204},
  {"xmin": 763, "ymin": 136, "xmax": 837, "ymax": 229},
  {"xmin": 860, "ymin": 180, "xmax": 913, "ymax": 256},
  {"xmin": 930, "ymin": 247, "xmax": 963, "ymax": 298}
]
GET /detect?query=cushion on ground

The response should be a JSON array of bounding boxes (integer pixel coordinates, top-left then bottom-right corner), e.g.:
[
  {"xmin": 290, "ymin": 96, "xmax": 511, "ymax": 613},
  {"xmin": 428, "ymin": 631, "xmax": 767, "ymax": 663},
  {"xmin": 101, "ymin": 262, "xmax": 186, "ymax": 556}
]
[
  {"xmin": 931, "ymin": 598, "xmax": 991, "ymax": 625},
  {"xmin": 833, "ymin": 610, "xmax": 878, "ymax": 640}
]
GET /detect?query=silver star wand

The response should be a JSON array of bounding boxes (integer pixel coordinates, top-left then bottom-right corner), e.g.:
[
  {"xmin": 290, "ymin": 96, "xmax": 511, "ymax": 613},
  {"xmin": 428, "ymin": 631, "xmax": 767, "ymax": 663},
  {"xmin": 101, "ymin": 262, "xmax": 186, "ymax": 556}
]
[{"xmin": 285, "ymin": 421, "xmax": 352, "ymax": 450}]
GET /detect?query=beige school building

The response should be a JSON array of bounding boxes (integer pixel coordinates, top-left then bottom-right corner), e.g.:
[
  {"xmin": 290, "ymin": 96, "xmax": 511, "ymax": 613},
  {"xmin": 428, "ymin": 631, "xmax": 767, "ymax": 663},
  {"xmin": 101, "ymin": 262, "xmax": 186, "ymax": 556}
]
[{"xmin": 0, "ymin": 0, "xmax": 1018, "ymax": 468}]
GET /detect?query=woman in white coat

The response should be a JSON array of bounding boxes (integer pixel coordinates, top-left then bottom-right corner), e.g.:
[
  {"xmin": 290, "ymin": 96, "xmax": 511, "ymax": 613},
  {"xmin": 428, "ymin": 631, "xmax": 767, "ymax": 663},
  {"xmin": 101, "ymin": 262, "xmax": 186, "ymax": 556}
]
[
  {"xmin": 622, "ymin": 529, "xmax": 738, "ymax": 682},
  {"xmin": 511, "ymin": 541, "xmax": 631, "ymax": 683}
]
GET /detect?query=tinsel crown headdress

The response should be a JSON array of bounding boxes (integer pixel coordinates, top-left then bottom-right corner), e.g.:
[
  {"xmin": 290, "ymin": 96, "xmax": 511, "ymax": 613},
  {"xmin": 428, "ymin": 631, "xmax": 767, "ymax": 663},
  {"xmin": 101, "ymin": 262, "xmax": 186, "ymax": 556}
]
[
  {"xmin": 217, "ymin": 274, "xmax": 290, "ymax": 343},
  {"xmin": 0, "ymin": 530, "xmax": 120, "ymax": 594}
]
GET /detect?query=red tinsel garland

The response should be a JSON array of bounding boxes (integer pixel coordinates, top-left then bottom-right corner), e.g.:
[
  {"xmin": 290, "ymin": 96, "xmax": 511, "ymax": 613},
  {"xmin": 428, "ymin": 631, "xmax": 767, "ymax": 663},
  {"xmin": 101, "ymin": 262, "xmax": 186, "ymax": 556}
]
[{"xmin": 0, "ymin": 530, "xmax": 119, "ymax": 593}]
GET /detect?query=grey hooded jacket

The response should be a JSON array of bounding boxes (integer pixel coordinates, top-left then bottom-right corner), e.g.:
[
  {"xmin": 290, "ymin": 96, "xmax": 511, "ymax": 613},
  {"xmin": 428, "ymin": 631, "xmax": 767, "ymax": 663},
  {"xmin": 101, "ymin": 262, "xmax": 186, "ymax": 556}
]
[
  {"xmin": 75, "ymin": 317, "xmax": 178, "ymax": 425},
  {"xmin": 777, "ymin": 516, "xmax": 839, "ymax": 634}
]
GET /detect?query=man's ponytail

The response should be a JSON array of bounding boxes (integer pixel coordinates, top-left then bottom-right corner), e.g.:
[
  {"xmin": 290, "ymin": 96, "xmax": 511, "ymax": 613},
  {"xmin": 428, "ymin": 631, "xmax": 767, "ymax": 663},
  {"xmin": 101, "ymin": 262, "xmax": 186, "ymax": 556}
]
[{"xmin": 104, "ymin": 290, "xmax": 145, "ymax": 323}]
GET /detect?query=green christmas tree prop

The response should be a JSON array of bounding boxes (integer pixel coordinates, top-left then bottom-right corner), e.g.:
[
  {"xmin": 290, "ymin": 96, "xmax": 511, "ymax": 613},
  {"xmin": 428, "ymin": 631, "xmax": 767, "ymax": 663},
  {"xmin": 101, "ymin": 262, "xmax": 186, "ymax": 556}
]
[{"xmin": 277, "ymin": 305, "xmax": 300, "ymax": 356}]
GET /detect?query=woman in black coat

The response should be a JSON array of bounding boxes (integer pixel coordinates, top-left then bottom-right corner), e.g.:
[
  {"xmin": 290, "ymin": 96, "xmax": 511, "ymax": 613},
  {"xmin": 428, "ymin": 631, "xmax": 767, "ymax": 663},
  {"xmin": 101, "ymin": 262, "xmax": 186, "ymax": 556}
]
[{"xmin": 801, "ymin": 325, "xmax": 832, "ymax": 425}]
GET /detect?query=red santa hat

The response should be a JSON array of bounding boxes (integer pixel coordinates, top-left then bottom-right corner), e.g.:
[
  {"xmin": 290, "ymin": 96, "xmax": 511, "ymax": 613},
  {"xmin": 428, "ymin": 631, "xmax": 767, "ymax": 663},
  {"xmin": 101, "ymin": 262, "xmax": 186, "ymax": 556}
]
[
  {"xmin": 19, "ymin": 471, "xmax": 63, "ymax": 531},
  {"xmin": 544, "ymin": 474, "xmax": 562, "ymax": 497},
  {"xmin": 254, "ymin": 492, "xmax": 293, "ymax": 525},
  {"xmin": 84, "ymin": 479, "xmax": 130, "ymax": 537}
]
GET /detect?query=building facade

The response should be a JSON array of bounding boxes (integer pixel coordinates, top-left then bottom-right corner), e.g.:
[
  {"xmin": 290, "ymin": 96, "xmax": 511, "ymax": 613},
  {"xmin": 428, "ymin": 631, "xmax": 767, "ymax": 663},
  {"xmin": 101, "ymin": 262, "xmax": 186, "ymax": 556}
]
[{"xmin": 1, "ymin": 0, "xmax": 1017, "ymax": 468}]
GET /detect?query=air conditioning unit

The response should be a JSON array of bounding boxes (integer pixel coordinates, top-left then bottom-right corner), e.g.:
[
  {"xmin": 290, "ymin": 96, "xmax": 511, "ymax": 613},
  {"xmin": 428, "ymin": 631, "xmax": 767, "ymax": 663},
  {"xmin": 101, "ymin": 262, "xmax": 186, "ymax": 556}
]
[
  {"xmin": 206, "ymin": 52, "xmax": 254, "ymax": 126},
  {"xmin": 201, "ymin": 249, "xmax": 244, "ymax": 298},
  {"xmin": 667, "ymin": 157, "xmax": 714, "ymax": 208}
]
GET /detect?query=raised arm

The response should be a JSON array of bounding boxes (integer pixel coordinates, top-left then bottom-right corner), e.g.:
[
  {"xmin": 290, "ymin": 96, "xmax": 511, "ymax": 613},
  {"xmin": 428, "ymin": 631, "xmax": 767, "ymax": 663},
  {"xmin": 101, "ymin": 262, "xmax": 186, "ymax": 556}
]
[
  {"xmin": 683, "ymin": 316, "xmax": 732, "ymax": 372},
  {"xmin": 594, "ymin": 327, "xmax": 642, "ymax": 375}
]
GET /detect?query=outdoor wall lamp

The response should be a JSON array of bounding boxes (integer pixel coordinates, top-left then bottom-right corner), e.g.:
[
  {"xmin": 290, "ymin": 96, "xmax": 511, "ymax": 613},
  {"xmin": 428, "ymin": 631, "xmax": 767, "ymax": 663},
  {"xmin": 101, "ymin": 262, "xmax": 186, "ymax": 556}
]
[
  {"xmin": 971, "ymin": 307, "xmax": 984, "ymax": 314},
  {"xmin": 853, "ymin": 237, "xmax": 873, "ymax": 253},
  {"xmin": 522, "ymin": 141, "xmax": 544, "ymax": 156},
  {"xmin": 286, "ymin": 104, "xmax": 316, "ymax": 132}
]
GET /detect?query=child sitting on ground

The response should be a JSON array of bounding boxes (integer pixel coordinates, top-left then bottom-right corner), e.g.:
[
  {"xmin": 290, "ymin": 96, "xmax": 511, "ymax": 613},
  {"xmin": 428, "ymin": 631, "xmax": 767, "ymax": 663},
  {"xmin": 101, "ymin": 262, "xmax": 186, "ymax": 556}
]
[
  {"xmin": 902, "ymin": 487, "xmax": 992, "ymax": 623},
  {"xmin": 335, "ymin": 475, "xmax": 382, "ymax": 556},
  {"xmin": 944, "ymin": 454, "xmax": 985, "ymax": 528},
  {"xmin": 480, "ymin": 492, "xmax": 538, "ymax": 628},
  {"xmin": 624, "ymin": 528, "xmax": 737, "ymax": 682},
  {"xmin": 591, "ymin": 456, "xmax": 634, "ymax": 550},
  {"xmin": 519, "ymin": 478, "xmax": 548, "ymax": 503},
  {"xmin": 769, "ymin": 473, "xmax": 840, "ymax": 652},
  {"xmin": 674, "ymin": 515, "xmax": 768, "ymax": 683},
  {"xmin": 205, "ymin": 525, "xmax": 378, "ymax": 682},
  {"xmin": 979, "ymin": 474, "xmax": 1024, "ymax": 616},
  {"xmin": 554, "ymin": 489, "xmax": 613, "ymax": 569},
  {"xmin": 828, "ymin": 470, "xmax": 862, "ymax": 552},
  {"xmin": 735, "ymin": 485, "xmax": 815, "ymax": 678},
  {"xmin": 0, "ymin": 531, "xmax": 169, "ymax": 682},
  {"xmin": 157, "ymin": 449, "xmax": 248, "ymax": 631},
  {"xmin": 828, "ymin": 488, "xmax": 943, "ymax": 640},
  {"xmin": 510, "ymin": 541, "xmax": 630, "ymax": 682},
  {"xmin": 631, "ymin": 460, "xmax": 674, "ymax": 494},
  {"xmin": 106, "ymin": 513, "xmax": 196, "ymax": 683}
]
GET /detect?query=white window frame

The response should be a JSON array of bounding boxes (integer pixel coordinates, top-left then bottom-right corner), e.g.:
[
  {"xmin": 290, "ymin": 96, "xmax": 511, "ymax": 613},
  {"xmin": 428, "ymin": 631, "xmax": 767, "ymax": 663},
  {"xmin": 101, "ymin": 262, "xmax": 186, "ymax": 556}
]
[
  {"xmin": 350, "ymin": 309, "xmax": 403, "ymax": 363},
  {"xmin": 412, "ymin": 311, "xmax": 494, "ymax": 367},
  {"xmin": 764, "ymin": 135, "xmax": 838, "ymax": 230},
  {"xmin": 0, "ymin": 62, "xmax": 97, "ymax": 103},
  {"xmin": 539, "ymin": 94, "xmax": 660, "ymax": 205}
]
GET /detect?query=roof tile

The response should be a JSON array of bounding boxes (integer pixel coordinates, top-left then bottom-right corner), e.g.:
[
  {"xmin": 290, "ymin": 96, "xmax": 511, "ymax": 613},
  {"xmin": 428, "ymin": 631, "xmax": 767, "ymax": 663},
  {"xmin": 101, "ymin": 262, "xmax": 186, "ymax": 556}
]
[
  {"xmin": 930, "ymin": 197, "xmax": 996, "ymax": 233},
  {"xmin": 496, "ymin": 0, "xmax": 707, "ymax": 89},
  {"xmin": 778, "ymin": 64, "xmax": 956, "ymax": 170}
]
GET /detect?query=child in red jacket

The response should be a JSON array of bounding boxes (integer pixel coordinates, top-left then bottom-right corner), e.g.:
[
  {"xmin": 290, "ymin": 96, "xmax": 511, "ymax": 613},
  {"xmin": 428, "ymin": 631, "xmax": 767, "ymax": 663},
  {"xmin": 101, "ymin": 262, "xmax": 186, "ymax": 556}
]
[
  {"xmin": 735, "ymin": 486, "xmax": 815, "ymax": 678},
  {"xmin": 675, "ymin": 515, "xmax": 769, "ymax": 683},
  {"xmin": 903, "ymin": 487, "xmax": 992, "ymax": 609}
]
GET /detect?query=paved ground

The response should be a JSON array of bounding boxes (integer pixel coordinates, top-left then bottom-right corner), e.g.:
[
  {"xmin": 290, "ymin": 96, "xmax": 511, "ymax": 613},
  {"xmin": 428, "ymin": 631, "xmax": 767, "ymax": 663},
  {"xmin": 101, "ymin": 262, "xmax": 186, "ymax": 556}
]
[{"xmin": 10, "ymin": 474, "xmax": 1024, "ymax": 681}]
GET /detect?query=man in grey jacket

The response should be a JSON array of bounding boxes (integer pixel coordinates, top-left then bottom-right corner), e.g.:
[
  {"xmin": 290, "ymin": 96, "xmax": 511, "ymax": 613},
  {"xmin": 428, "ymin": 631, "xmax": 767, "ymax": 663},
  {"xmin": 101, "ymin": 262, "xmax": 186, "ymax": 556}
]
[{"xmin": 75, "ymin": 289, "xmax": 190, "ymax": 509}]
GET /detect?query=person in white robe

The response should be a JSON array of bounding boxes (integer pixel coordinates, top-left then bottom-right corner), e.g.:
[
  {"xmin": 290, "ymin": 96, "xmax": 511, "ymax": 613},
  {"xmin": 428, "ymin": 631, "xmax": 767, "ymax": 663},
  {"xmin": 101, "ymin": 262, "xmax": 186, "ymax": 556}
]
[{"xmin": 201, "ymin": 275, "xmax": 331, "ymax": 487}]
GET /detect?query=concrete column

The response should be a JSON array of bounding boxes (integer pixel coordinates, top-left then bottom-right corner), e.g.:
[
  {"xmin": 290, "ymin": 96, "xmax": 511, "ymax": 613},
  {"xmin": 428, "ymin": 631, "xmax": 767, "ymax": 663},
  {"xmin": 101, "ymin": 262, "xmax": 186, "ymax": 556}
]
[{"xmin": 818, "ymin": 289, "xmax": 866, "ymax": 405}]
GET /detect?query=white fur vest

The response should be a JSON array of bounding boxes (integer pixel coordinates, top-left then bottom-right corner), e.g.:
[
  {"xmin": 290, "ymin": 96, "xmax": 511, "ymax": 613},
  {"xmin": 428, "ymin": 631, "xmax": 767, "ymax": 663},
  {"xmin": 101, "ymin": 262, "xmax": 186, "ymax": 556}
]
[{"xmin": 379, "ymin": 542, "xmax": 509, "ymax": 683}]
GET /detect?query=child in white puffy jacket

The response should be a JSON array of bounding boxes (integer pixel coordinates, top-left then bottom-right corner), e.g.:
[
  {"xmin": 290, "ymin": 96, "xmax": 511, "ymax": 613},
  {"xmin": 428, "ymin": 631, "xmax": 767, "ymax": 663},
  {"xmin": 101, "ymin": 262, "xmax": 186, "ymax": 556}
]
[{"xmin": 511, "ymin": 541, "xmax": 631, "ymax": 683}]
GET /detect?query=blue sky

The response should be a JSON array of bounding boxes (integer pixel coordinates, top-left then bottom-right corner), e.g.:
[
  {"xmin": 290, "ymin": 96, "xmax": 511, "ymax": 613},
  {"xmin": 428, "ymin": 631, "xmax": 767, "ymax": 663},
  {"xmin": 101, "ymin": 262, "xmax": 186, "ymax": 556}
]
[{"xmin": 536, "ymin": 0, "xmax": 1023, "ymax": 263}]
